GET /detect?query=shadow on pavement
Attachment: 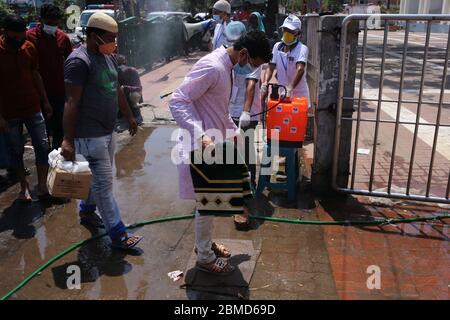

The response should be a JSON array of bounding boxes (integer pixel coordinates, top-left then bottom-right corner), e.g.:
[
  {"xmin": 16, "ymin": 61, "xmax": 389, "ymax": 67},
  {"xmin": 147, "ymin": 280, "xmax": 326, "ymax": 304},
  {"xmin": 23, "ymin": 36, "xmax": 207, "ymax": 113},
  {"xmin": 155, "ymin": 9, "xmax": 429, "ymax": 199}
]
[
  {"xmin": 0, "ymin": 175, "xmax": 18, "ymax": 194},
  {"xmin": 51, "ymin": 225, "xmax": 143, "ymax": 289},
  {"xmin": 183, "ymin": 254, "xmax": 252, "ymax": 300},
  {"xmin": 0, "ymin": 200, "xmax": 46, "ymax": 239}
]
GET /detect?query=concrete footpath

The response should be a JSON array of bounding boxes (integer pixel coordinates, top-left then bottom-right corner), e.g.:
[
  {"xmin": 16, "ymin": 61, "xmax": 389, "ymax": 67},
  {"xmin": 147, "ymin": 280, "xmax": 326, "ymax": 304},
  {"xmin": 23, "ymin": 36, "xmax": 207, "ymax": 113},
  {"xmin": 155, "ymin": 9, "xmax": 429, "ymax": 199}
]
[{"xmin": 0, "ymin": 52, "xmax": 448, "ymax": 300}]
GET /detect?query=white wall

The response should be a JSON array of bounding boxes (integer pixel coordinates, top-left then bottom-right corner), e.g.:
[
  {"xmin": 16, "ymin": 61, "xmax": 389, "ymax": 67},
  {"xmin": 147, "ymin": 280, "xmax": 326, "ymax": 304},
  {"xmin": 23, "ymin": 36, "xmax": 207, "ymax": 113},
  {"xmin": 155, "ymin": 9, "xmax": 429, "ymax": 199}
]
[
  {"xmin": 429, "ymin": 0, "xmax": 444, "ymax": 14},
  {"xmin": 401, "ymin": 0, "xmax": 449, "ymax": 14},
  {"xmin": 401, "ymin": 0, "xmax": 420, "ymax": 14}
]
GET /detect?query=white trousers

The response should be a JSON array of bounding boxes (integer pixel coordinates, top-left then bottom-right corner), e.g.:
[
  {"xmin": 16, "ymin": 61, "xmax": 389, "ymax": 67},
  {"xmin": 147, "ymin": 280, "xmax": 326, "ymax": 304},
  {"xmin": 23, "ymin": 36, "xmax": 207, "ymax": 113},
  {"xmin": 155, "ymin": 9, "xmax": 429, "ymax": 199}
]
[{"xmin": 195, "ymin": 209, "xmax": 215, "ymax": 263}]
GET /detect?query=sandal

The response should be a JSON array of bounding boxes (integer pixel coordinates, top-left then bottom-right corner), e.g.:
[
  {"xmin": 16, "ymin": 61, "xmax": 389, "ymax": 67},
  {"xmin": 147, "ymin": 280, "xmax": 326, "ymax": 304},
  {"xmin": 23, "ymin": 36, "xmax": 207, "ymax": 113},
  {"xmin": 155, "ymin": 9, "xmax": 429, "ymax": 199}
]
[
  {"xmin": 194, "ymin": 242, "xmax": 232, "ymax": 258},
  {"xmin": 234, "ymin": 213, "xmax": 251, "ymax": 231},
  {"xmin": 18, "ymin": 190, "xmax": 32, "ymax": 203},
  {"xmin": 196, "ymin": 257, "xmax": 235, "ymax": 275},
  {"xmin": 79, "ymin": 211, "xmax": 105, "ymax": 229},
  {"xmin": 111, "ymin": 233, "xmax": 143, "ymax": 250}
]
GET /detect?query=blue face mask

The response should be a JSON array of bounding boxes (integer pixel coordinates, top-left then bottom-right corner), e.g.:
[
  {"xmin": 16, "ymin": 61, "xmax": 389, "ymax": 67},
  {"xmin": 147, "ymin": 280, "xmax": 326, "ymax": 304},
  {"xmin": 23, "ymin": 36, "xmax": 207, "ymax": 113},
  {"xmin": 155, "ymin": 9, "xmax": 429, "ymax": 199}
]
[
  {"xmin": 212, "ymin": 15, "xmax": 221, "ymax": 23},
  {"xmin": 234, "ymin": 63, "xmax": 254, "ymax": 75},
  {"xmin": 233, "ymin": 52, "xmax": 257, "ymax": 75}
]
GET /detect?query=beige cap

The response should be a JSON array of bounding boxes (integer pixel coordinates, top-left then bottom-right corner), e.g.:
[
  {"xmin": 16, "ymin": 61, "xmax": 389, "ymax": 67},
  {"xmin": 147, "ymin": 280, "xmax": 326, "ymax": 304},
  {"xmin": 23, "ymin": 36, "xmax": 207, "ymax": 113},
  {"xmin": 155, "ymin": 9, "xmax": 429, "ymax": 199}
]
[
  {"xmin": 213, "ymin": 0, "xmax": 231, "ymax": 14},
  {"xmin": 87, "ymin": 12, "xmax": 118, "ymax": 33}
]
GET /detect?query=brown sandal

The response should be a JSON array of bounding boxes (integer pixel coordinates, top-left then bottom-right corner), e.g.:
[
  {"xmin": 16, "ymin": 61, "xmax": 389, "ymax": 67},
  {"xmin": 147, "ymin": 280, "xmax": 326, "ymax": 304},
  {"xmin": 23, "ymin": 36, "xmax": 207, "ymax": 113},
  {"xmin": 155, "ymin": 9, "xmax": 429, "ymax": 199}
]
[
  {"xmin": 234, "ymin": 213, "xmax": 250, "ymax": 231},
  {"xmin": 196, "ymin": 257, "xmax": 235, "ymax": 275},
  {"xmin": 194, "ymin": 242, "xmax": 231, "ymax": 258}
]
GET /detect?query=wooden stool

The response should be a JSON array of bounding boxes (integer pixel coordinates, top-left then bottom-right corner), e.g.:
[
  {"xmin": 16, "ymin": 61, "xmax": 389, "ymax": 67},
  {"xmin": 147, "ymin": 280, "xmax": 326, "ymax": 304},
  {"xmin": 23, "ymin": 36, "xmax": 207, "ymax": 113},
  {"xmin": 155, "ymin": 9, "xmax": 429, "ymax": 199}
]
[{"xmin": 256, "ymin": 144, "xmax": 300, "ymax": 202}]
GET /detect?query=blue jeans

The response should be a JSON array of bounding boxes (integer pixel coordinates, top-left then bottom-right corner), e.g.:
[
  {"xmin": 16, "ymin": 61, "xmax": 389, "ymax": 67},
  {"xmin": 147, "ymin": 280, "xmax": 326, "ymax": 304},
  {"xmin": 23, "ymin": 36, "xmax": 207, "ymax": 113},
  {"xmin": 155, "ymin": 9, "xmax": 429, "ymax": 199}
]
[
  {"xmin": 6, "ymin": 112, "xmax": 49, "ymax": 169},
  {"xmin": 75, "ymin": 134, "xmax": 126, "ymax": 240}
]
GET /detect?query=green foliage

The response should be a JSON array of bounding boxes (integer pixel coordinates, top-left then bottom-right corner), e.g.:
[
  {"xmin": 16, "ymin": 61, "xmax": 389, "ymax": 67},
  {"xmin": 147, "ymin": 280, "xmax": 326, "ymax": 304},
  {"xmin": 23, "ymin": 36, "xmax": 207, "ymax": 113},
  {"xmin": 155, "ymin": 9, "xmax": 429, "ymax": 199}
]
[
  {"xmin": 322, "ymin": 0, "xmax": 343, "ymax": 13},
  {"xmin": 53, "ymin": 0, "xmax": 68, "ymax": 15},
  {"xmin": 25, "ymin": 6, "xmax": 39, "ymax": 22},
  {"xmin": 173, "ymin": 0, "xmax": 214, "ymax": 13},
  {"xmin": 0, "ymin": 2, "xmax": 13, "ymax": 27},
  {"xmin": 279, "ymin": 0, "xmax": 306, "ymax": 13}
]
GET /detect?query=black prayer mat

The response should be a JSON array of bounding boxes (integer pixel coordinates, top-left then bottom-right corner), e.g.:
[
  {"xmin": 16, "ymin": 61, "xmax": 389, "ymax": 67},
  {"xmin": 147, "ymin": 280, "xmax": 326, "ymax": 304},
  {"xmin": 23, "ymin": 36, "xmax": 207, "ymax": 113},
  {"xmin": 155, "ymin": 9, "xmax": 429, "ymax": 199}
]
[{"xmin": 182, "ymin": 239, "xmax": 260, "ymax": 300}]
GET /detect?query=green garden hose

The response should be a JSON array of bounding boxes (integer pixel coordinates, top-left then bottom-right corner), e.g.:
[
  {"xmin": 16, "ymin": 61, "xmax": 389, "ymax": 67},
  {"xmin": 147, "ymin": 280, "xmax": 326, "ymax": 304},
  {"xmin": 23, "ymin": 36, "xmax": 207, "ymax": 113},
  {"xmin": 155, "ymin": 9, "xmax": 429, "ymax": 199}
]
[
  {"xmin": 0, "ymin": 214, "xmax": 194, "ymax": 301},
  {"xmin": 0, "ymin": 212, "xmax": 448, "ymax": 300}
]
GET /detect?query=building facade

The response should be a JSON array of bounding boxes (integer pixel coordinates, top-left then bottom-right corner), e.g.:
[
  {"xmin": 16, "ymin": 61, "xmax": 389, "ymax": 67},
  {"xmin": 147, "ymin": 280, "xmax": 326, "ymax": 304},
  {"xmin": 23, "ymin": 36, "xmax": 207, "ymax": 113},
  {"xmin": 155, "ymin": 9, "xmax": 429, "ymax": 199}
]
[
  {"xmin": 400, "ymin": 0, "xmax": 450, "ymax": 14},
  {"xmin": 399, "ymin": 0, "xmax": 450, "ymax": 31}
]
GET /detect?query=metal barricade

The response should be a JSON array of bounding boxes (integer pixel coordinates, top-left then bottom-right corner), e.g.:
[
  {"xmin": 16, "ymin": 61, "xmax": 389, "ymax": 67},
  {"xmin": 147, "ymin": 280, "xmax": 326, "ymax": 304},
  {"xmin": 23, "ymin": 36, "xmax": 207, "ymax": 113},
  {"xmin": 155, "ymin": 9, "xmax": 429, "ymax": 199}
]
[{"xmin": 332, "ymin": 14, "xmax": 450, "ymax": 204}]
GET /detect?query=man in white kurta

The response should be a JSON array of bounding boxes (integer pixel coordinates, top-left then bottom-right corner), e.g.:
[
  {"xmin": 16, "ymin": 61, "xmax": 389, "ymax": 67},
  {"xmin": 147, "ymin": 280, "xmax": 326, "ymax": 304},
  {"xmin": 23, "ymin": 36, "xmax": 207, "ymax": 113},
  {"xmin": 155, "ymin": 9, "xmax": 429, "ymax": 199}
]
[{"xmin": 168, "ymin": 31, "xmax": 272, "ymax": 275}]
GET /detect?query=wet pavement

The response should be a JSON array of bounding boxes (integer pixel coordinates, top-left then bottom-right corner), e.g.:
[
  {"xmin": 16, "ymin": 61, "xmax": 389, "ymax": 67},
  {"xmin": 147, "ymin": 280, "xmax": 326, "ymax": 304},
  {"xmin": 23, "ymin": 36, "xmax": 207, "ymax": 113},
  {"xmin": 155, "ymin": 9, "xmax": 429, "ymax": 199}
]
[{"xmin": 0, "ymin": 52, "xmax": 448, "ymax": 300}]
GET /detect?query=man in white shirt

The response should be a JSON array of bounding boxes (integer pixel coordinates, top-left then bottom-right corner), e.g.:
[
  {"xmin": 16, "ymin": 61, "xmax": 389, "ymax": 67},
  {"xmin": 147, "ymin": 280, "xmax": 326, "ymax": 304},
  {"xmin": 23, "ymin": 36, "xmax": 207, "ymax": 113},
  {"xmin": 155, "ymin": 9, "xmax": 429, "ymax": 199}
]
[
  {"xmin": 226, "ymin": 22, "xmax": 262, "ymax": 187},
  {"xmin": 209, "ymin": 0, "xmax": 231, "ymax": 51},
  {"xmin": 262, "ymin": 14, "xmax": 310, "ymax": 109}
]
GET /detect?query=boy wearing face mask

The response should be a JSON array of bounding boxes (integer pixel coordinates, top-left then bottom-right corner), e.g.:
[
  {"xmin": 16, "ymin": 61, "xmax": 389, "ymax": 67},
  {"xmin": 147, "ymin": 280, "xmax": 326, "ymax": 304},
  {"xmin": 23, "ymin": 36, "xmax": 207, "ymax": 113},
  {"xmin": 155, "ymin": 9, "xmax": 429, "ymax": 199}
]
[
  {"xmin": 209, "ymin": 0, "xmax": 232, "ymax": 51},
  {"xmin": 225, "ymin": 21, "xmax": 261, "ymax": 200},
  {"xmin": 261, "ymin": 14, "xmax": 310, "ymax": 110},
  {"xmin": 0, "ymin": 15, "xmax": 53, "ymax": 202},
  {"xmin": 61, "ymin": 12, "xmax": 142, "ymax": 250},
  {"xmin": 27, "ymin": 4, "xmax": 73, "ymax": 151}
]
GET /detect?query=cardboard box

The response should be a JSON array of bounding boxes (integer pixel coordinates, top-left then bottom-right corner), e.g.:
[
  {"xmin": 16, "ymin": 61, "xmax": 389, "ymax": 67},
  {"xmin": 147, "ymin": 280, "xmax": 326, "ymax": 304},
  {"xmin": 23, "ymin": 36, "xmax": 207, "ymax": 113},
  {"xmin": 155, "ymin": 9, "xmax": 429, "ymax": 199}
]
[{"xmin": 47, "ymin": 166, "xmax": 92, "ymax": 200}]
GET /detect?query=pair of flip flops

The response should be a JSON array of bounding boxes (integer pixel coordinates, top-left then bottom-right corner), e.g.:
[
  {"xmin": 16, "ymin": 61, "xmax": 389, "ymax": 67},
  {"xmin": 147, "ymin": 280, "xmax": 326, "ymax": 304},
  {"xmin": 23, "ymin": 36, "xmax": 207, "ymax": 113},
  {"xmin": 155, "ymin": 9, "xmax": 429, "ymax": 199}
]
[{"xmin": 195, "ymin": 243, "xmax": 235, "ymax": 275}]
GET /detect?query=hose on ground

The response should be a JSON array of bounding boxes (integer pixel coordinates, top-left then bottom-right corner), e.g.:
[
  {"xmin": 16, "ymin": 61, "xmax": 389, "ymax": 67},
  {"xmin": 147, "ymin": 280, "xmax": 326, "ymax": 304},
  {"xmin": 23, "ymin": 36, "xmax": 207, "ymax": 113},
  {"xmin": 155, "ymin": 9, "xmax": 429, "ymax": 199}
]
[{"xmin": 0, "ymin": 212, "xmax": 448, "ymax": 300}]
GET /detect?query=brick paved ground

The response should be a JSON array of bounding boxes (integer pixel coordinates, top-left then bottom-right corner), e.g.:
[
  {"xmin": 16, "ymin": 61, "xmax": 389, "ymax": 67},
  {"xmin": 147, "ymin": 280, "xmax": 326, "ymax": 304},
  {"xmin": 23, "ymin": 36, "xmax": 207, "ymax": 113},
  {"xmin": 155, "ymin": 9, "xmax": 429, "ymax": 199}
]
[{"xmin": 301, "ymin": 145, "xmax": 449, "ymax": 300}]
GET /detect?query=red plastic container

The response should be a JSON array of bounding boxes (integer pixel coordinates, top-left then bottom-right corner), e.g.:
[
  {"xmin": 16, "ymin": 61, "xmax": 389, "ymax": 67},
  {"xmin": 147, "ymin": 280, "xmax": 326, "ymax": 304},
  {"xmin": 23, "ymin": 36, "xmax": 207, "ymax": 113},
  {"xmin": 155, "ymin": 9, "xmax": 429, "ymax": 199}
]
[{"xmin": 266, "ymin": 96, "xmax": 308, "ymax": 148}]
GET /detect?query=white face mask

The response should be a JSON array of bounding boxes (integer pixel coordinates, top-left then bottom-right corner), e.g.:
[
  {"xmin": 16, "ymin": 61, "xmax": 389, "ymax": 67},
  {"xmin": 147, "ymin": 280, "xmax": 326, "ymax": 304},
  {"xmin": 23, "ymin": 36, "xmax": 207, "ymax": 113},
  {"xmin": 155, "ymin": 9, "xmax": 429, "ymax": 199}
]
[{"xmin": 43, "ymin": 24, "xmax": 57, "ymax": 35}]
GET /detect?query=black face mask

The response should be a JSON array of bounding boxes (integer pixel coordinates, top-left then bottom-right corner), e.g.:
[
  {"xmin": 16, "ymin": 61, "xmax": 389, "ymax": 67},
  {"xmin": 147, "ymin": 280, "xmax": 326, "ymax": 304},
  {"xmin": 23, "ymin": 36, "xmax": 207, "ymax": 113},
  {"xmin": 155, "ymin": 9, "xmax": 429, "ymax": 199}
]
[{"xmin": 6, "ymin": 36, "xmax": 25, "ymax": 49}]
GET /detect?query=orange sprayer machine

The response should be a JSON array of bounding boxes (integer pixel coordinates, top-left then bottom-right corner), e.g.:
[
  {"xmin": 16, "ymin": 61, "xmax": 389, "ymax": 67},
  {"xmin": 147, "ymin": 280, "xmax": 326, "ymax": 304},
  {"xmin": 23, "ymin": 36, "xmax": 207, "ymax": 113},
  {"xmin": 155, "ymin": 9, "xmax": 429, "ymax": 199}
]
[{"xmin": 264, "ymin": 84, "xmax": 308, "ymax": 148}]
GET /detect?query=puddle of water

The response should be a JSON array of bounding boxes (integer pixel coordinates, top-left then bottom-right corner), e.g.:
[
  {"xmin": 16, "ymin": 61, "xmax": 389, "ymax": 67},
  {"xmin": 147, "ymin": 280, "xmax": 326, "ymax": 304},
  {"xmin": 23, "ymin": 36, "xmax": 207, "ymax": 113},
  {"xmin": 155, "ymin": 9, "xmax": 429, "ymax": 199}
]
[{"xmin": 0, "ymin": 127, "xmax": 195, "ymax": 299}]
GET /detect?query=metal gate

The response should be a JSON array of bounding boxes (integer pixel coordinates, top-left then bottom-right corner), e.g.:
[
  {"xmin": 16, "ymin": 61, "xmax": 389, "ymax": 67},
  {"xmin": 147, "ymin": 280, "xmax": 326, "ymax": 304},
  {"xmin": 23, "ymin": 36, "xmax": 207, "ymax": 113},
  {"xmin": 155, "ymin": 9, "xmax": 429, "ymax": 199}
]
[{"xmin": 332, "ymin": 14, "xmax": 450, "ymax": 204}]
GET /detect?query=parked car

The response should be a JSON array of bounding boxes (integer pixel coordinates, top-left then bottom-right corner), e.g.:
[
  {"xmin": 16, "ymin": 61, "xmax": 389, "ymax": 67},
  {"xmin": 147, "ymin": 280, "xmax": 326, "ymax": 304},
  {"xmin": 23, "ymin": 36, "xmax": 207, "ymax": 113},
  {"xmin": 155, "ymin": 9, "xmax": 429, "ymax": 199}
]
[
  {"xmin": 74, "ymin": 4, "xmax": 115, "ymax": 38},
  {"xmin": 194, "ymin": 12, "xmax": 208, "ymax": 20}
]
